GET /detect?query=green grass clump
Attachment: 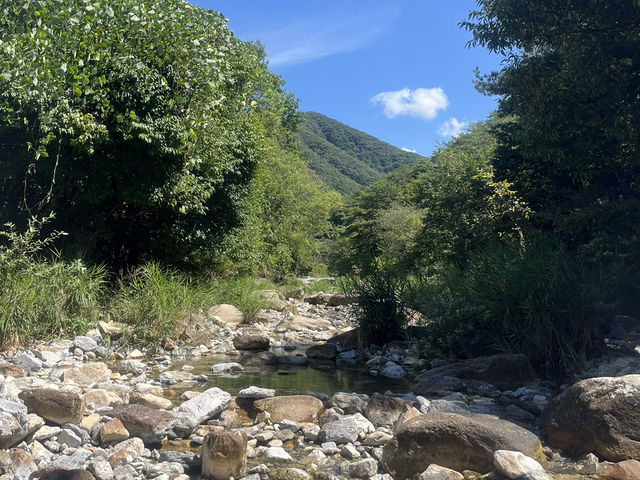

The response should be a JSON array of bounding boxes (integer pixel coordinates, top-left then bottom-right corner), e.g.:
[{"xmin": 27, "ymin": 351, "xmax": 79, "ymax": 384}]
[{"xmin": 0, "ymin": 215, "xmax": 104, "ymax": 346}]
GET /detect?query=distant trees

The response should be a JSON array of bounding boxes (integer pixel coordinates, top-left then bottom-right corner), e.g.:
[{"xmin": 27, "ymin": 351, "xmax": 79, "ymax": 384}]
[{"xmin": 0, "ymin": 0, "xmax": 315, "ymax": 271}]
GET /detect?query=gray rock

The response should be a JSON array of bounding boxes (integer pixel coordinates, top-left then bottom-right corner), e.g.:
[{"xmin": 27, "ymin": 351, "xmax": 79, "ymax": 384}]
[
  {"xmin": 418, "ymin": 464, "xmax": 464, "ymax": 480},
  {"xmin": 263, "ymin": 446, "xmax": 292, "ymax": 461},
  {"xmin": 237, "ymin": 386, "xmax": 275, "ymax": 399},
  {"xmin": 89, "ymin": 460, "xmax": 115, "ymax": 480},
  {"xmin": 119, "ymin": 360, "xmax": 147, "ymax": 376},
  {"xmin": 318, "ymin": 413, "xmax": 375, "ymax": 444},
  {"xmin": 107, "ymin": 404, "xmax": 197, "ymax": 445},
  {"xmin": 73, "ymin": 336, "xmax": 99, "ymax": 353},
  {"xmin": 0, "ymin": 399, "xmax": 28, "ymax": 448},
  {"xmin": 493, "ymin": 450, "xmax": 548, "ymax": 479},
  {"xmin": 328, "ymin": 392, "xmax": 369, "ymax": 414},
  {"xmin": 210, "ymin": 362, "xmax": 245, "ymax": 374},
  {"xmin": 14, "ymin": 352, "xmax": 43, "ymax": 371},
  {"xmin": 340, "ymin": 444, "xmax": 361, "ymax": 459},
  {"xmin": 347, "ymin": 458, "xmax": 379, "ymax": 478},
  {"xmin": 58, "ymin": 428, "xmax": 83, "ymax": 448},
  {"xmin": 381, "ymin": 363, "xmax": 406, "ymax": 379},
  {"xmin": 48, "ymin": 448, "xmax": 93, "ymax": 469},
  {"xmin": 178, "ymin": 387, "xmax": 231, "ymax": 424}
]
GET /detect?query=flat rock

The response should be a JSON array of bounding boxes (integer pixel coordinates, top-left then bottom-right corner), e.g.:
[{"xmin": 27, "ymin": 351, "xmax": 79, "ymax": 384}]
[
  {"xmin": 178, "ymin": 387, "xmax": 231, "ymax": 424},
  {"xmin": 254, "ymin": 395, "xmax": 323, "ymax": 423},
  {"xmin": 275, "ymin": 316, "xmax": 334, "ymax": 332},
  {"xmin": 129, "ymin": 391, "xmax": 173, "ymax": 410},
  {"xmin": 83, "ymin": 389, "xmax": 123, "ymax": 410},
  {"xmin": 541, "ymin": 375, "xmax": 640, "ymax": 461},
  {"xmin": 63, "ymin": 363, "xmax": 111, "ymax": 386},
  {"xmin": 107, "ymin": 404, "xmax": 197, "ymax": 445},
  {"xmin": 382, "ymin": 412, "xmax": 544, "ymax": 479},
  {"xmin": 414, "ymin": 354, "xmax": 538, "ymax": 392},
  {"xmin": 238, "ymin": 386, "xmax": 275, "ymax": 399},
  {"xmin": 19, "ymin": 388, "xmax": 85, "ymax": 425}
]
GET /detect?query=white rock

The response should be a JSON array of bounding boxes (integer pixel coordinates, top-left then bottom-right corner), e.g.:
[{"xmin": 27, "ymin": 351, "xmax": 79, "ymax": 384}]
[
  {"xmin": 493, "ymin": 450, "xmax": 548, "ymax": 480},
  {"xmin": 263, "ymin": 446, "xmax": 292, "ymax": 461}
]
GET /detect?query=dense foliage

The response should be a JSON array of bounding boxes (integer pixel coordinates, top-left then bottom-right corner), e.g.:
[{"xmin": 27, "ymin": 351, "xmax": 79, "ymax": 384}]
[
  {"xmin": 298, "ymin": 112, "xmax": 423, "ymax": 194},
  {"xmin": 0, "ymin": 0, "xmax": 305, "ymax": 269}
]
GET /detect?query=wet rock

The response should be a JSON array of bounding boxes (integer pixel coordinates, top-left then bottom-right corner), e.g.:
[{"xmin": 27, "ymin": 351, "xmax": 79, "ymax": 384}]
[
  {"xmin": 210, "ymin": 362, "xmax": 245, "ymax": 374},
  {"xmin": 382, "ymin": 413, "xmax": 544, "ymax": 479},
  {"xmin": 0, "ymin": 448, "xmax": 38, "ymax": 479},
  {"xmin": 602, "ymin": 460, "xmax": 640, "ymax": 480},
  {"xmin": 414, "ymin": 354, "xmax": 538, "ymax": 392},
  {"xmin": 347, "ymin": 458, "xmax": 378, "ymax": 478},
  {"xmin": 201, "ymin": 430, "xmax": 247, "ymax": 480},
  {"xmin": 240, "ymin": 351, "xmax": 279, "ymax": 368},
  {"xmin": 365, "ymin": 393, "xmax": 414, "ymax": 427},
  {"xmin": 129, "ymin": 392, "xmax": 173, "ymax": 410},
  {"xmin": 318, "ymin": 413, "xmax": 375, "ymax": 444},
  {"xmin": 100, "ymin": 418, "xmax": 129, "ymax": 443},
  {"xmin": 158, "ymin": 370, "xmax": 194, "ymax": 385},
  {"xmin": 207, "ymin": 304, "xmax": 244, "ymax": 327},
  {"xmin": 493, "ymin": 450, "xmax": 547, "ymax": 479},
  {"xmin": 178, "ymin": 387, "xmax": 231, "ymax": 424},
  {"xmin": 540, "ymin": 375, "xmax": 640, "ymax": 461},
  {"xmin": 253, "ymin": 395, "xmax": 323, "ymax": 423},
  {"xmin": 277, "ymin": 355, "xmax": 309, "ymax": 366},
  {"xmin": 19, "ymin": 388, "xmax": 85, "ymax": 425},
  {"xmin": 233, "ymin": 334, "xmax": 271, "ymax": 351},
  {"xmin": 63, "ymin": 363, "xmax": 111, "ymax": 386},
  {"xmin": 107, "ymin": 404, "xmax": 197, "ymax": 445},
  {"xmin": 328, "ymin": 392, "xmax": 368, "ymax": 414},
  {"xmin": 0, "ymin": 399, "xmax": 28, "ymax": 448},
  {"xmin": 381, "ymin": 362, "xmax": 406, "ymax": 379},
  {"xmin": 306, "ymin": 343, "xmax": 338, "ymax": 360}
]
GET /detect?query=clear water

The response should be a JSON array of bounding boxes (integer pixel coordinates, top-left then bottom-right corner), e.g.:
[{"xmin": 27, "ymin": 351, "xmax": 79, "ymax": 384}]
[{"xmin": 167, "ymin": 353, "xmax": 414, "ymax": 397}]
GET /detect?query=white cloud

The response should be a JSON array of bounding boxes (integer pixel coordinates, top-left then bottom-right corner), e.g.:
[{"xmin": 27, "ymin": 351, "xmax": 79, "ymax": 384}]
[
  {"xmin": 437, "ymin": 117, "xmax": 468, "ymax": 138},
  {"xmin": 371, "ymin": 87, "xmax": 449, "ymax": 120},
  {"xmin": 245, "ymin": 7, "xmax": 397, "ymax": 67},
  {"xmin": 401, "ymin": 147, "xmax": 417, "ymax": 153}
]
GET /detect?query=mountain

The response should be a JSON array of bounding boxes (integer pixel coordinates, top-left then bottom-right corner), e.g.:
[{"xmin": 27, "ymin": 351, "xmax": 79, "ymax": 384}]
[{"xmin": 298, "ymin": 111, "xmax": 424, "ymax": 194}]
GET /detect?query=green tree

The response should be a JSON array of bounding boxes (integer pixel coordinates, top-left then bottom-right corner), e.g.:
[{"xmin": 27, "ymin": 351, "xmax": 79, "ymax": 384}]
[
  {"xmin": 462, "ymin": 0, "xmax": 640, "ymax": 254},
  {"xmin": 0, "ymin": 0, "xmax": 289, "ymax": 268}
]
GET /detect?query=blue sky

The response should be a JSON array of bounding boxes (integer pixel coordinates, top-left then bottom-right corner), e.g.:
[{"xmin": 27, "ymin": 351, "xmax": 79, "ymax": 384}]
[{"xmin": 194, "ymin": 1, "xmax": 503, "ymax": 157}]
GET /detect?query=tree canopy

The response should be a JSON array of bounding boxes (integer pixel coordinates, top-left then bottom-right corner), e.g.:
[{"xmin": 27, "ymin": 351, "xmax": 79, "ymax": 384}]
[{"xmin": 0, "ymin": 0, "xmax": 294, "ymax": 268}]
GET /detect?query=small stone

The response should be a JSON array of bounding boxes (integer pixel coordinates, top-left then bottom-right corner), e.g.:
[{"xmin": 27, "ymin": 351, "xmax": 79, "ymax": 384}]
[
  {"xmin": 58, "ymin": 428, "xmax": 83, "ymax": 448},
  {"xmin": 100, "ymin": 418, "xmax": 129, "ymax": 443},
  {"xmin": 347, "ymin": 458, "xmax": 379, "ymax": 478},
  {"xmin": 263, "ymin": 447, "xmax": 292, "ymax": 461},
  {"xmin": 493, "ymin": 450, "xmax": 548, "ymax": 480},
  {"xmin": 341, "ymin": 444, "xmax": 361, "ymax": 459},
  {"xmin": 119, "ymin": 360, "xmax": 146, "ymax": 376},
  {"xmin": 237, "ymin": 386, "xmax": 276, "ymax": 399},
  {"xmin": 419, "ymin": 464, "xmax": 464, "ymax": 480}
]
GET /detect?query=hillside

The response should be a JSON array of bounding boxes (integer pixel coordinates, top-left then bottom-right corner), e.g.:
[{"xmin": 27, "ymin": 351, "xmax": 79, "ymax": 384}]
[{"xmin": 298, "ymin": 111, "xmax": 424, "ymax": 194}]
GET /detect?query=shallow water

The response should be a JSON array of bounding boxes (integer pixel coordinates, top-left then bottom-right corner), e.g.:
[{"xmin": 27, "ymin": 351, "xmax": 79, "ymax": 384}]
[{"xmin": 165, "ymin": 353, "xmax": 414, "ymax": 397}]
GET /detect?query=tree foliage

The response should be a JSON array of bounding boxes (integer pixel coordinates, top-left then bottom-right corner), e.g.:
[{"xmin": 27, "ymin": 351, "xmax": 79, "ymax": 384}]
[
  {"xmin": 462, "ymin": 0, "xmax": 640, "ymax": 254},
  {"xmin": 0, "ymin": 0, "xmax": 291, "ymax": 268}
]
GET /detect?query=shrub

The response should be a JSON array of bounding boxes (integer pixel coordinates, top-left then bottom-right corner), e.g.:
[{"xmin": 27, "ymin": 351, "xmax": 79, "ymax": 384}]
[{"xmin": 0, "ymin": 215, "xmax": 104, "ymax": 346}]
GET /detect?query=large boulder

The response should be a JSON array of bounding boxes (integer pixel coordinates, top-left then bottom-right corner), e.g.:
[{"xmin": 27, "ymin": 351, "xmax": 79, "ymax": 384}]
[
  {"xmin": 107, "ymin": 404, "xmax": 197, "ymax": 445},
  {"xmin": 201, "ymin": 431, "xmax": 247, "ymax": 480},
  {"xmin": 178, "ymin": 387, "xmax": 231, "ymax": 424},
  {"xmin": 414, "ymin": 354, "xmax": 538, "ymax": 392},
  {"xmin": 306, "ymin": 343, "xmax": 338, "ymax": 360},
  {"xmin": 19, "ymin": 389, "xmax": 85, "ymax": 425},
  {"xmin": 0, "ymin": 399, "xmax": 29, "ymax": 448},
  {"xmin": 253, "ymin": 395, "xmax": 323, "ymax": 423},
  {"xmin": 381, "ymin": 412, "xmax": 544, "ymax": 479},
  {"xmin": 540, "ymin": 375, "xmax": 640, "ymax": 461},
  {"xmin": 240, "ymin": 351, "xmax": 279, "ymax": 368}
]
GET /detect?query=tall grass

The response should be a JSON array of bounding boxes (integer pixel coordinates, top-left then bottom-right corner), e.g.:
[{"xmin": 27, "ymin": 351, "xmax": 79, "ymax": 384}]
[
  {"xmin": 412, "ymin": 235, "xmax": 607, "ymax": 372},
  {"xmin": 0, "ymin": 215, "xmax": 104, "ymax": 346}
]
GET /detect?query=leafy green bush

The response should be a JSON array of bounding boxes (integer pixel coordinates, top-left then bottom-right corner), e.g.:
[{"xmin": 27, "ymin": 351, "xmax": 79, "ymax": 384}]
[
  {"xmin": 343, "ymin": 270, "xmax": 413, "ymax": 347},
  {"xmin": 414, "ymin": 235, "xmax": 606, "ymax": 372},
  {"xmin": 0, "ymin": 215, "xmax": 104, "ymax": 346}
]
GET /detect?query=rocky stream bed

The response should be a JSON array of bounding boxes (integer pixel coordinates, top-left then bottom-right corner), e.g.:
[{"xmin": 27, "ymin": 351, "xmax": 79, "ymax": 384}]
[{"xmin": 1, "ymin": 291, "xmax": 640, "ymax": 480}]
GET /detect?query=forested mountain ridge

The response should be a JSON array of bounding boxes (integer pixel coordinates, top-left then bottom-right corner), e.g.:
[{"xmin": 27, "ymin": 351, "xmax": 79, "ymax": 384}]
[{"xmin": 298, "ymin": 111, "xmax": 423, "ymax": 194}]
